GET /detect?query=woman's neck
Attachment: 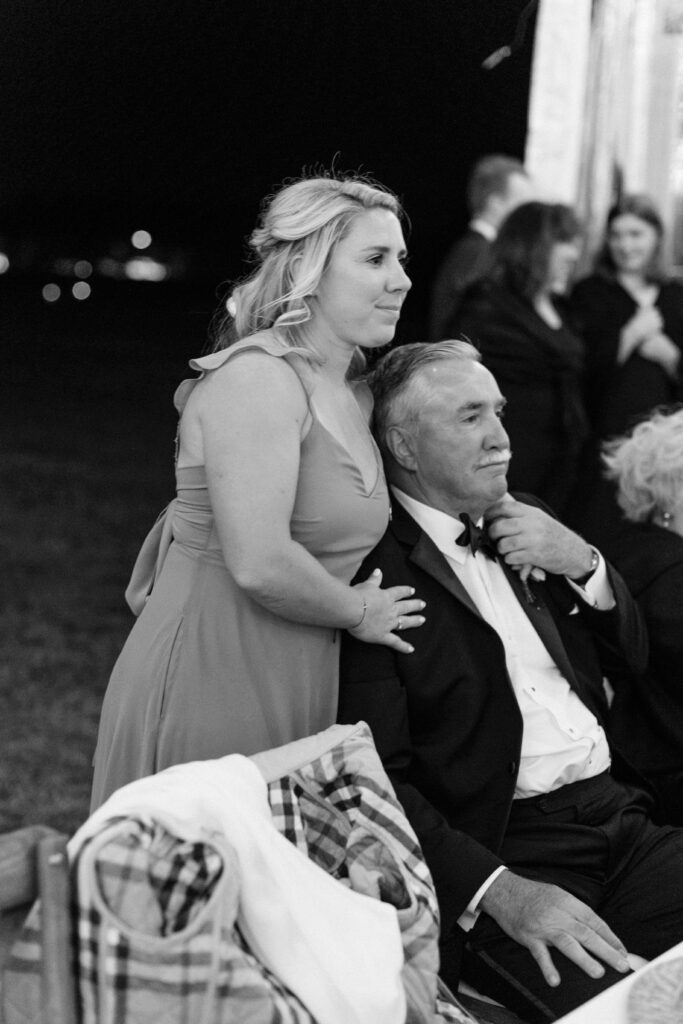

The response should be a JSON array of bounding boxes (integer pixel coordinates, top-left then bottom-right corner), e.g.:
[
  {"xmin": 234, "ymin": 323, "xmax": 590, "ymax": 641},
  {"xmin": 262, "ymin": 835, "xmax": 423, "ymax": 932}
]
[
  {"xmin": 316, "ymin": 347, "xmax": 358, "ymax": 387},
  {"xmin": 533, "ymin": 291, "xmax": 562, "ymax": 329}
]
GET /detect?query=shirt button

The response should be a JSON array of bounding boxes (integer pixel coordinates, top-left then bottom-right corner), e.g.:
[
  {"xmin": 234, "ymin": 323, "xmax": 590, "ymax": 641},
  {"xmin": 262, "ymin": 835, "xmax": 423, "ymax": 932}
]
[{"xmin": 508, "ymin": 761, "xmax": 517, "ymax": 775}]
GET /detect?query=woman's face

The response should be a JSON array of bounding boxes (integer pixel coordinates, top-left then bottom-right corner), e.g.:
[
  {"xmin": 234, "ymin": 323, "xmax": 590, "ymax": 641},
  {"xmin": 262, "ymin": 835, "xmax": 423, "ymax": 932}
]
[
  {"xmin": 312, "ymin": 208, "xmax": 412, "ymax": 350},
  {"xmin": 607, "ymin": 213, "xmax": 660, "ymax": 275},
  {"xmin": 547, "ymin": 238, "xmax": 580, "ymax": 295}
]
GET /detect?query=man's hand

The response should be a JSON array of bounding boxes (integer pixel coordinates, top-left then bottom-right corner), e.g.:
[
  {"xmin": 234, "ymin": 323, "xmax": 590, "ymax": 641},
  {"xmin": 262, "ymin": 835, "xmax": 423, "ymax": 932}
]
[
  {"xmin": 485, "ymin": 498, "xmax": 594, "ymax": 580},
  {"xmin": 479, "ymin": 871, "xmax": 630, "ymax": 987}
]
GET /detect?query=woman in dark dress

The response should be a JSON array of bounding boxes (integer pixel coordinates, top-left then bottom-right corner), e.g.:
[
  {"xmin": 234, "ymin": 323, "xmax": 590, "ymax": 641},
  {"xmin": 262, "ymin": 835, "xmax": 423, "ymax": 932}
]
[
  {"xmin": 601, "ymin": 408, "xmax": 683, "ymax": 825},
  {"xmin": 570, "ymin": 194, "xmax": 683, "ymax": 442},
  {"xmin": 448, "ymin": 201, "xmax": 587, "ymax": 514},
  {"xmin": 565, "ymin": 195, "xmax": 683, "ymax": 541}
]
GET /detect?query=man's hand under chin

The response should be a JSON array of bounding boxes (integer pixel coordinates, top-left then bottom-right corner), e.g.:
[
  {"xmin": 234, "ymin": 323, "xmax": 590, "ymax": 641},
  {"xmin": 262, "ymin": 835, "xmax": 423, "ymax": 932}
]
[{"xmin": 485, "ymin": 497, "xmax": 594, "ymax": 579}]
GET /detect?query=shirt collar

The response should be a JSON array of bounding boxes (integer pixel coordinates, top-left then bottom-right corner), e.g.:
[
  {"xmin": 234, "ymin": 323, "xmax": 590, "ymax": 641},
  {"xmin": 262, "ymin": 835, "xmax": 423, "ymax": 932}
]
[
  {"xmin": 469, "ymin": 218, "xmax": 497, "ymax": 242},
  {"xmin": 392, "ymin": 486, "xmax": 473, "ymax": 564}
]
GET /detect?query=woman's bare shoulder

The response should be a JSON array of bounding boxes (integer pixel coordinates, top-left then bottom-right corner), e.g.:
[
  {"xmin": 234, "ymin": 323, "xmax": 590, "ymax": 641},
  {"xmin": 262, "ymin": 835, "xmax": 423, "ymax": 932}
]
[{"xmin": 197, "ymin": 333, "xmax": 311, "ymax": 403}]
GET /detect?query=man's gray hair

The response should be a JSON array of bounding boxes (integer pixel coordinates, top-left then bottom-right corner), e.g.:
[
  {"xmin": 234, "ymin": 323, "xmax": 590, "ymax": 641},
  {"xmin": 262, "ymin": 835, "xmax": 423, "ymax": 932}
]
[{"xmin": 368, "ymin": 339, "xmax": 481, "ymax": 453}]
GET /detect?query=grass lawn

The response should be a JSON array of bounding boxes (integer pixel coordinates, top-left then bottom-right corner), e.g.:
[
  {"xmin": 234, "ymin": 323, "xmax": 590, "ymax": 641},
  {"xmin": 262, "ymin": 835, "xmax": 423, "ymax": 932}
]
[{"xmin": 1, "ymin": 281, "xmax": 212, "ymax": 836}]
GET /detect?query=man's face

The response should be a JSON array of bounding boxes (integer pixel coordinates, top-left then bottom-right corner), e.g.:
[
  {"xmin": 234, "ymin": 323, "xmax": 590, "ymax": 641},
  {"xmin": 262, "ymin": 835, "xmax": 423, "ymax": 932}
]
[
  {"xmin": 312, "ymin": 208, "xmax": 412, "ymax": 351},
  {"xmin": 407, "ymin": 361, "xmax": 511, "ymax": 519}
]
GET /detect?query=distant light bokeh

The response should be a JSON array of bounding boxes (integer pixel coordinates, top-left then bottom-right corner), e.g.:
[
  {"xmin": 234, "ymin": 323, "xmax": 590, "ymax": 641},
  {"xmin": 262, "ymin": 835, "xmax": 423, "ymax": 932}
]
[
  {"xmin": 131, "ymin": 230, "xmax": 152, "ymax": 250},
  {"xmin": 124, "ymin": 256, "xmax": 167, "ymax": 282},
  {"xmin": 72, "ymin": 281, "xmax": 91, "ymax": 300},
  {"xmin": 42, "ymin": 283, "xmax": 61, "ymax": 302},
  {"xmin": 0, "ymin": 253, "xmax": 9, "ymax": 274},
  {"xmin": 74, "ymin": 260, "xmax": 93, "ymax": 279}
]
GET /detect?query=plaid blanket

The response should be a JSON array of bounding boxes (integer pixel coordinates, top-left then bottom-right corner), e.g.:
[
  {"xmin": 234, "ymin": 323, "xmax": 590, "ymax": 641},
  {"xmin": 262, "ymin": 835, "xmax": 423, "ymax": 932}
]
[
  {"xmin": 261, "ymin": 723, "xmax": 466, "ymax": 1023},
  {"xmin": 3, "ymin": 723, "xmax": 477, "ymax": 1024}
]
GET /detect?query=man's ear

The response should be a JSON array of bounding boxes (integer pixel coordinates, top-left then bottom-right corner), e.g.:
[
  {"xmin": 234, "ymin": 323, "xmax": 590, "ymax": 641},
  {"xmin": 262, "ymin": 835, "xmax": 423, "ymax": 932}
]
[{"xmin": 386, "ymin": 424, "xmax": 418, "ymax": 470}]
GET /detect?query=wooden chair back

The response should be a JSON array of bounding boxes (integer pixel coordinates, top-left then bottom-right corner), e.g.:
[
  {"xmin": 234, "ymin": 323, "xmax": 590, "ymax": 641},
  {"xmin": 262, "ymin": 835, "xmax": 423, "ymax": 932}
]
[{"xmin": 0, "ymin": 826, "xmax": 77, "ymax": 1024}]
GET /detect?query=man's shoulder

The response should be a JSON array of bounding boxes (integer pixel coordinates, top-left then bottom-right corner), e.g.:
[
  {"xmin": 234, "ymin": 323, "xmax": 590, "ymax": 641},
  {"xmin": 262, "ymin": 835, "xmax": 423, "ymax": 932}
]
[
  {"xmin": 357, "ymin": 509, "xmax": 416, "ymax": 570},
  {"xmin": 443, "ymin": 228, "xmax": 489, "ymax": 264}
]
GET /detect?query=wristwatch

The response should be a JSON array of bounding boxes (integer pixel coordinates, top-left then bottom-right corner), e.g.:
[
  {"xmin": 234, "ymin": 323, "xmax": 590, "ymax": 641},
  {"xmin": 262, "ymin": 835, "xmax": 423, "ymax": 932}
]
[{"xmin": 573, "ymin": 546, "xmax": 599, "ymax": 586}]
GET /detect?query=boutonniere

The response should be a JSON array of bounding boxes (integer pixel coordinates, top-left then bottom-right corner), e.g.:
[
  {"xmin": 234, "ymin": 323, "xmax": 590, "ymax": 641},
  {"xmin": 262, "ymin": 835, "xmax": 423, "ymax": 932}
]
[{"xmin": 518, "ymin": 566, "xmax": 546, "ymax": 606}]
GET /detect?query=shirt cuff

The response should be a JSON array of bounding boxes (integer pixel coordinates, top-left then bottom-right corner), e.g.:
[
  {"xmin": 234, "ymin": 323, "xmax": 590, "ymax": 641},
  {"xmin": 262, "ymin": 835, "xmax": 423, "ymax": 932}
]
[
  {"xmin": 457, "ymin": 865, "xmax": 507, "ymax": 932},
  {"xmin": 567, "ymin": 550, "xmax": 615, "ymax": 610}
]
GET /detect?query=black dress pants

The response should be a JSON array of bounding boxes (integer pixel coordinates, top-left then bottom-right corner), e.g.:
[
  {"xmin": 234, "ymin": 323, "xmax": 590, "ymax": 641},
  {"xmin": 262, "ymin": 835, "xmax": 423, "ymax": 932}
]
[{"xmin": 462, "ymin": 772, "xmax": 683, "ymax": 1022}]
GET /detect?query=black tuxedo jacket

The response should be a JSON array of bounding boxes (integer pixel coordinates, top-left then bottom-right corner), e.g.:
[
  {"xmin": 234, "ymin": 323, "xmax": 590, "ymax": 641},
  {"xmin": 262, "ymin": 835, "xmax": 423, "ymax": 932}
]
[
  {"xmin": 602, "ymin": 521, "xmax": 683, "ymax": 775},
  {"xmin": 338, "ymin": 496, "xmax": 648, "ymax": 946}
]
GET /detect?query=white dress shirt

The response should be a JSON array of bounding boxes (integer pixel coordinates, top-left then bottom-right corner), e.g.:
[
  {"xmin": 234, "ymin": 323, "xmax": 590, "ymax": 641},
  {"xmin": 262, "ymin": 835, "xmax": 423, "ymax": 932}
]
[{"xmin": 392, "ymin": 488, "xmax": 615, "ymax": 925}]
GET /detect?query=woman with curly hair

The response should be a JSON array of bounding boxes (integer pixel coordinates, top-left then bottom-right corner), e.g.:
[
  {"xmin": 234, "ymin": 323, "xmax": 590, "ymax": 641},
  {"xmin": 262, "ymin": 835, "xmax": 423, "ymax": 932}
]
[
  {"xmin": 91, "ymin": 172, "xmax": 424, "ymax": 808},
  {"xmin": 602, "ymin": 407, "xmax": 683, "ymax": 824}
]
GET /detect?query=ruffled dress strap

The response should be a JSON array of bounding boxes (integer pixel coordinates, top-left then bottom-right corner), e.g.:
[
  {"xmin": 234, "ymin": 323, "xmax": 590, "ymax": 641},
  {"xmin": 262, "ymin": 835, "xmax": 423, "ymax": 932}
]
[{"xmin": 173, "ymin": 333, "xmax": 314, "ymax": 416}]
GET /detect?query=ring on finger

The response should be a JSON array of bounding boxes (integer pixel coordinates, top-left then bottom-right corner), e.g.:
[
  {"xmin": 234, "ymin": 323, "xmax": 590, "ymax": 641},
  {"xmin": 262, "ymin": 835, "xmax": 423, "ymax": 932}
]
[{"xmin": 396, "ymin": 616, "xmax": 403, "ymax": 631}]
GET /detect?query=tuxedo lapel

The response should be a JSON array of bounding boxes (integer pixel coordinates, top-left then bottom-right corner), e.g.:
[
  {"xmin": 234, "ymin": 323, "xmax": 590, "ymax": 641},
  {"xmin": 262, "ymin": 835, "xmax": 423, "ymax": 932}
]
[
  {"xmin": 390, "ymin": 499, "xmax": 484, "ymax": 620},
  {"xmin": 409, "ymin": 532, "xmax": 484, "ymax": 620},
  {"xmin": 502, "ymin": 562, "xmax": 579, "ymax": 690}
]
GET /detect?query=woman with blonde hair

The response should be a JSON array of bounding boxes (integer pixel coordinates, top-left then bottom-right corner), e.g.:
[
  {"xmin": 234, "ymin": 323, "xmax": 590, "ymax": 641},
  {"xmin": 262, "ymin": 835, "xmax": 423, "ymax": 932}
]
[
  {"xmin": 601, "ymin": 407, "xmax": 683, "ymax": 824},
  {"xmin": 91, "ymin": 172, "xmax": 425, "ymax": 809}
]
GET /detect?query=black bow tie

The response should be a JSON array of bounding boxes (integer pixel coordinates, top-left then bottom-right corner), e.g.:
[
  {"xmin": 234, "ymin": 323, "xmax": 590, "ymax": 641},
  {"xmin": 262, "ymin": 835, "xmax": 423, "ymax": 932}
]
[{"xmin": 456, "ymin": 513, "xmax": 497, "ymax": 559}]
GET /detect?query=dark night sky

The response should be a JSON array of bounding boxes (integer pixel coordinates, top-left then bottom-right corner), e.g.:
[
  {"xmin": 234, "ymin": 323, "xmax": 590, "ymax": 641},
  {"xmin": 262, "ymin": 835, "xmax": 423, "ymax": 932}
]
[{"xmin": 0, "ymin": 0, "xmax": 535, "ymax": 293}]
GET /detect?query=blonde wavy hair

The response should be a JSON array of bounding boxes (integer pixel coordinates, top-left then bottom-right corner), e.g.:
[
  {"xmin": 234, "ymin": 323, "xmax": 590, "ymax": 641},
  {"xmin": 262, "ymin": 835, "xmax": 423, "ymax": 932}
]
[
  {"xmin": 213, "ymin": 173, "xmax": 404, "ymax": 357},
  {"xmin": 602, "ymin": 407, "xmax": 683, "ymax": 522}
]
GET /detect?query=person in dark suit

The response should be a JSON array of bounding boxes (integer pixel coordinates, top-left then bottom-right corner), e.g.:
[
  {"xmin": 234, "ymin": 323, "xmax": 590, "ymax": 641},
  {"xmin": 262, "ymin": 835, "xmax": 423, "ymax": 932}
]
[
  {"xmin": 428, "ymin": 154, "xmax": 533, "ymax": 340},
  {"xmin": 600, "ymin": 407, "xmax": 683, "ymax": 826},
  {"xmin": 448, "ymin": 202, "xmax": 587, "ymax": 516},
  {"xmin": 338, "ymin": 340, "xmax": 683, "ymax": 1023}
]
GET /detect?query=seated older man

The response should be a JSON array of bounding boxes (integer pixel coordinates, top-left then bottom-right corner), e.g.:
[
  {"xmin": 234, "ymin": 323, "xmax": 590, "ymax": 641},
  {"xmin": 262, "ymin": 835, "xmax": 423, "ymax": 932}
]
[{"xmin": 338, "ymin": 340, "xmax": 683, "ymax": 1023}]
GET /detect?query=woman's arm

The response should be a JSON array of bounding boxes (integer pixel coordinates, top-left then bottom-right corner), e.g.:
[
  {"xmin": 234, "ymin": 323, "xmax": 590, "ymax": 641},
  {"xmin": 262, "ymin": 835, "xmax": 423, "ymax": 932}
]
[{"xmin": 196, "ymin": 351, "xmax": 423, "ymax": 651}]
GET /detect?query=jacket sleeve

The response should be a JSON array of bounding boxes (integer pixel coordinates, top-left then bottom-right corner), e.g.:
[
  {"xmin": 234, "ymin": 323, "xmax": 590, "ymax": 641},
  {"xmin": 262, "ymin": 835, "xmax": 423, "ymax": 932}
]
[
  {"xmin": 338, "ymin": 629, "xmax": 505, "ymax": 938},
  {"xmin": 574, "ymin": 559, "xmax": 649, "ymax": 681},
  {"xmin": 624, "ymin": 561, "xmax": 683, "ymax": 697},
  {"xmin": 512, "ymin": 491, "xmax": 649, "ymax": 681}
]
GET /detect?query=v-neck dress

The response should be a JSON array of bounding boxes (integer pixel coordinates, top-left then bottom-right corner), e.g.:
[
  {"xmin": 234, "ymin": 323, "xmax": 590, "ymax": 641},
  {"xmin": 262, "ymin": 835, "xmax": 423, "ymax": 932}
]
[{"xmin": 91, "ymin": 337, "xmax": 390, "ymax": 809}]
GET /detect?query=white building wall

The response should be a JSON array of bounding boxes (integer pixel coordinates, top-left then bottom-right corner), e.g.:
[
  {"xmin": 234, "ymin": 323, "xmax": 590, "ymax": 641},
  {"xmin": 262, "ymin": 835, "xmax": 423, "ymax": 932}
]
[{"xmin": 525, "ymin": 0, "xmax": 683, "ymax": 268}]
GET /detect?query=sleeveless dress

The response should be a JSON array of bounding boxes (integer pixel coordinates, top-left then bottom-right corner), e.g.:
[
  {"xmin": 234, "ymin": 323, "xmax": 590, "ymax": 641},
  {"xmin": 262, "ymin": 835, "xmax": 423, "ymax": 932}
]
[{"xmin": 90, "ymin": 337, "xmax": 390, "ymax": 809}]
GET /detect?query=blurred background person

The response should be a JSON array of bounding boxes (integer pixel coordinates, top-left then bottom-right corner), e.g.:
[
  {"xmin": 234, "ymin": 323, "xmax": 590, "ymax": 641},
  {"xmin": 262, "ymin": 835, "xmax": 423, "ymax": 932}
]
[
  {"xmin": 428, "ymin": 153, "xmax": 533, "ymax": 340},
  {"xmin": 570, "ymin": 194, "xmax": 683, "ymax": 443},
  {"xmin": 90, "ymin": 173, "xmax": 425, "ymax": 810},
  {"xmin": 448, "ymin": 201, "xmax": 587, "ymax": 515},
  {"xmin": 601, "ymin": 408, "xmax": 683, "ymax": 826},
  {"xmin": 567, "ymin": 194, "xmax": 683, "ymax": 539}
]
